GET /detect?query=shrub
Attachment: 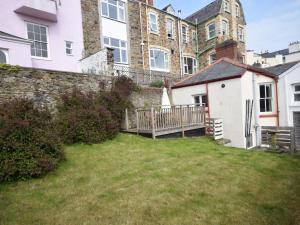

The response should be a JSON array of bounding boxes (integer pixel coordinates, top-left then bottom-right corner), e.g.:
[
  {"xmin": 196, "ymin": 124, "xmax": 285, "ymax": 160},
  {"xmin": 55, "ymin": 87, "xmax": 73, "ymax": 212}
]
[
  {"xmin": 149, "ymin": 80, "xmax": 164, "ymax": 88},
  {"xmin": 57, "ymin": 89, "xmax": 119, "ymax": 144},
  {"xmin": 0, "ymin": 99, "xmax": 64, "ymax": 182},
  {"xmin": 57, "ymin": 76, "xmax": 134, "ymax": 145}
]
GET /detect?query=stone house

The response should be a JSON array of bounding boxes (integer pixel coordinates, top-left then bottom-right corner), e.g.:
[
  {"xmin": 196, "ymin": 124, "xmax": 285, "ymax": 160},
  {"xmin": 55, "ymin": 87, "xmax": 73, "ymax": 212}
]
[{"xmin": 80, "ymin": 0, "xmax": 247, "ymax": 78}]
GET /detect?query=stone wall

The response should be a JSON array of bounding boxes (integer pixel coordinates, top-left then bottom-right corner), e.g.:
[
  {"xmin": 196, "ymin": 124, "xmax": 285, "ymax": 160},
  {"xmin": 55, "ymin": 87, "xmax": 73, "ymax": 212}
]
[
  {"xmin": 81, "ymin": 0, "xmax": 101, "ymax": 58},
  {"xmin": 0, "ymin": 66, "xmax": 163, "ymax": 114}
]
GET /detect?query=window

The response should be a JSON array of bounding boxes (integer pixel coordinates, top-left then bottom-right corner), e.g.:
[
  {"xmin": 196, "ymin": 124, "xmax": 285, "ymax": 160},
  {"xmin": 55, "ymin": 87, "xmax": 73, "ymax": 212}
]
[
  {"xmin": 192, "ymin": 31, "xmax": 197, "ymax": 46},
  {"xmin": 183, "ymin": 57, "xmax": 197, "ymax": 74},
  {"xmin": 27, "ymin": 22, "xmax": 49, "ymax": 58},
  {"xmin": 104, "ymin": 37, "xmax": 127, "ymax": 64},
  {"xmin": 236, "ymin": 4, "xmax": 240, "ymax": 17},
  {"xmin": 194, "ymin": 95, "xmax": 208, "ymax": 107},
  {"xmin": 207, "ymin": 22, "xmax": 216, "ymax": 39},
  {"xmin": 259, "ymin": 83, "xmax": 273, "ymax": 113},
  {"xmin": 149, "ymin": 13, "xmax": 158, "ymax": 33},
  {"xmin": 0, "ymin": 50, "xmax": 8, "ymax": 64},
  {"xmin": 224, "ymin": 0, "xmax": 231, "ymax": 13},
  {"xmin": 293, "ymin": 84, "xmax": 300, "ymax": 102},
  {"xmin": 209, "ymin": 53, "xmax": 217, "ymax": 64},
  {"xmin": 238, "ymin": 26, "xmax": 245, "ymax": 42},
  {"xmin": 221, "ymin": 20, "xmax": 229, "ymax": 36},
  {"xmin": 149, "ymin": 48, "xmax": 169, "ymax": 71},
  {"xmin": 65, "ymin": 41, "xmax": 73, "ymax": 55},
  {"xmin": 166, "ymin": 18, "xmax": 174, "ymax": 39},
  {"xmin": 101, "ymin": 0, "xmax": 125, "ymax": 22},
  {"xmin": 182, "ymin": 25, "xmax": 188, "ymax": 43}
]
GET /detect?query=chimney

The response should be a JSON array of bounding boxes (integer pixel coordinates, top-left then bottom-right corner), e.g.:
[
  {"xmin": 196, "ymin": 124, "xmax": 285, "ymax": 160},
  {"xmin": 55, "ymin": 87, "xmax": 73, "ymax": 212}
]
[
  {"xmin": 216, "ymin": 40, "xmax": 242, "ymax": 62},
  {"xmin": 147, "ymin": 0, "xmax": 154, "ymax": 6}
]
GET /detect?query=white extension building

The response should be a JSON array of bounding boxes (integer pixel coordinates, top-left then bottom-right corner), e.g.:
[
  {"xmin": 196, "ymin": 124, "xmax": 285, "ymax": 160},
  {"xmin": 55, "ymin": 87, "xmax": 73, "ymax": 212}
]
[{"xmin": 172, "ymin": 58, "xmax": 279, "ymax": 149}]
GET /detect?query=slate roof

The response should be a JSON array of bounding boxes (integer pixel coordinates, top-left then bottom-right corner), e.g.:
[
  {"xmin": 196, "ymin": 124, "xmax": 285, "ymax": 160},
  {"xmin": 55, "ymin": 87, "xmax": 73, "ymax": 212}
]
[
  {"xmin": 172, "ymin": 58, "xmax": 276, "ymax": 89},
  {"xmin": 185, "ymin": 0, "xmax": 222, "ymax": 24},
  {"xmin": 0, "ymin": 31, "xmax": 29, "ymax": 42},
  {"xmin": 265, "ymin": 61, "xmax": 300, "ymax": 76},
  {"xmin": 260, "ymin": 49, "xmax": 289, "ymax": 58}
]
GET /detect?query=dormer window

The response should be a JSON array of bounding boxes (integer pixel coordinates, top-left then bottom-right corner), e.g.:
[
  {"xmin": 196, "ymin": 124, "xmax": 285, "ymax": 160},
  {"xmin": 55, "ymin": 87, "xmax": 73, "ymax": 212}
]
[{"xmin": 224, "ymin": 0, "xmax": 231, "ymax": 13}]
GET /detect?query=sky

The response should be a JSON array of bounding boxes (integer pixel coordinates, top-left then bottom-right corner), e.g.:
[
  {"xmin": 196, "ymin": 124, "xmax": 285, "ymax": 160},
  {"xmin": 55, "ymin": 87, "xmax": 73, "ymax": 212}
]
[{"xmin": 155, "ymin": 0, "xmax": 300, "ymax": 53}]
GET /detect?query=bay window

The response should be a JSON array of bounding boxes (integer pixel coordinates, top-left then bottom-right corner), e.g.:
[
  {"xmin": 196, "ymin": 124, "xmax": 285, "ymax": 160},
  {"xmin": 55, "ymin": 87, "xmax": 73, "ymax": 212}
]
[
  {"xmin": 104, "ymin": 37, "xmax": 128, "ymax": 64},
  {"xmin": 259, "ymin": 83, "xmax": 273, "ymax": 113},
  {"xmin": 27, "ymin": 22, "xmax": 49, "ymax": 58},
  {"xmin": 101, "ymin": 0, "xmax": 125, "ymax": 22},
  {"xmin": 150, "ymin": 48, "xmax": 169, "ymax": 72},
  {"xmin": 207, "ymin": 22, "xmax": 216, "ymax": 39},
  {"xmin": 183, "ymin": 57, "xmax": 197, "ymax": 74}
]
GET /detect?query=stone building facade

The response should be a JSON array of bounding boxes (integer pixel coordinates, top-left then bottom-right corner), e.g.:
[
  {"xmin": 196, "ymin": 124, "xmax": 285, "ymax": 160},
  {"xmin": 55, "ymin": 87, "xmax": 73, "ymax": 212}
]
[{"xmin": 81, "ymin": 0, "xmax": 247, "ymax": 77}]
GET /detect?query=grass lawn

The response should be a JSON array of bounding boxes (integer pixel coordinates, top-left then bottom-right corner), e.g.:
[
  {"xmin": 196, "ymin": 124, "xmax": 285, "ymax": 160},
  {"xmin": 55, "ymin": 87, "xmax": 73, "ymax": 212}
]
[{"xmin": 1, "ymin": 134, "xmax": 300, "ymax": 225}]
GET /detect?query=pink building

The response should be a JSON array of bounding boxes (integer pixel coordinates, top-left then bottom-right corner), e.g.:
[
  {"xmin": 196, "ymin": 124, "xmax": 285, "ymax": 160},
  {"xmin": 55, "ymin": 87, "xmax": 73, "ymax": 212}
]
[{"xmin": 0, "ymin": 0, "xmax": 84, "ymax": 72}]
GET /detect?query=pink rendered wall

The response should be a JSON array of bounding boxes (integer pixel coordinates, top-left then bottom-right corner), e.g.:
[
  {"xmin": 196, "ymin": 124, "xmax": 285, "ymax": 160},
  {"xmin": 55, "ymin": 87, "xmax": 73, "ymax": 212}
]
[
  {"xmin": 0, "ymin": 39, "xmax": 32, "ymax": 67},
  {"xmin": 0, "ymin": 0, "xmax": 84, "ymax": 72}
]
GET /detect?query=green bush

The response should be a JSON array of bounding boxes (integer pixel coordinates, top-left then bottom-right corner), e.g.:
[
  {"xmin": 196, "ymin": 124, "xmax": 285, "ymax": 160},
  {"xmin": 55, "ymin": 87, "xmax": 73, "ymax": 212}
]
[
  {"xmin": 149, "ymin": 80, "xmax": 164, "ymax": 88},
  {"xmin": 57, "ymin": 76, "xmax": 134, "ymax": 145},
  {"xmin": 0, "ymin": 99, "xmax": 64, "ymax": 182}
]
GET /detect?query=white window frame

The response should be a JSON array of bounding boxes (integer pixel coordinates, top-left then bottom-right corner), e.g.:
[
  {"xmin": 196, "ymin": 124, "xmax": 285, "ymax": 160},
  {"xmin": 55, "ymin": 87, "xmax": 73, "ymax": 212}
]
[
  {"xmin": 26, "ymin": 22, "xmax": 50, "ymax": 60},
  {"xmin": 149, "ymin": 48, "xmax": 170, "ymax": 72},
  {"xmin": 103, "ymin": 36, "xmax": 128, "ymax": 64},
  {"xmin": 193, "ymin": 94, "xmax": 208, "ymax": 107},
  {"xmin": 209, "ymin": 52, "xmax": 217, "ymax": 65},
  {"xmin": 183, "ymin": 56, "xmax": 197, "ymax": 75},
  {"xmin": 207, "ymin": 22, "xmax": 216, "ymax": 40},
  {"xmin": 221, "ymin": 20, "xmax": 229, "ymax": 36},
  {"xmin": 259, "ymin": 83, "xmax": 274, "ymax": 113},
  {"xmin": 149, "ymin": 12, "xmax": 159, "ymax": 34},
  {"xmin": 166, "ymin": 18, "xmax": 174, "ymax": 39},
  {"xmin": 101, "ymin": 0, "xmax": 125, "ymax": 22},
  {"xmin": 181, "ymin": 24, "xmax": 189, "ymax": 43},
  {"xmin": 236, "ymin": 4, "xmax": 240, "ymax": 18},
  {"xmin": 224, "ymin": 0, "xmax": 231, "ymax": 13},
  {"xmin": 238, "ymin": 26, "xmax": 245, "ymax": 42},
  {"xmin": 293, "ymin": 84, "xmax": 300, "ymax": 103},
  {"xmin": 0, "ymin": 49, "xmax": 9, "ymax": 64},
  {"xmin": 65, "ymin": 41, "xmax": 73, "ymax": 56}
]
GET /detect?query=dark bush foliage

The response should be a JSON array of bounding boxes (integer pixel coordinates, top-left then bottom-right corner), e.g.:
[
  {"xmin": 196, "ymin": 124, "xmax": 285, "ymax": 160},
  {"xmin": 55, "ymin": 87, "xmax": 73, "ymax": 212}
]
[
  {"xmin": 149, "ymin": 80, "xmax": 164, "ymax": 88},
  {"xmin": 0, "ymin": 99, "xmax": 64, "ymax": 182},
  {"xmin": 57, "ymin": 76, "xmax": 134, "ymax": 145}
]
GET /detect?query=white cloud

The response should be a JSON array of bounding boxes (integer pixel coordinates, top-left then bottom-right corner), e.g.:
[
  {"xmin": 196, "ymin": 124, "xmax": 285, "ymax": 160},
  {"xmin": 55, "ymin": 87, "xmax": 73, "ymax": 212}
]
[{"xmin": 247, "ymin": 9, "xmax": 300, "ymax": 52}]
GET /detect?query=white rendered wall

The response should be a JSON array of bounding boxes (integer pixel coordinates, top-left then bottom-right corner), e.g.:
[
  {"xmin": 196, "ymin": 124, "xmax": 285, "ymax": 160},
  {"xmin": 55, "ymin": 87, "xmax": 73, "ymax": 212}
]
[
  {"xmin": 278, "ymin": 63, "xmax": 300, "ymax": 126},
  {"xmin": 172, "ymin": 85, "xmax": 207, "ymax": 105}
]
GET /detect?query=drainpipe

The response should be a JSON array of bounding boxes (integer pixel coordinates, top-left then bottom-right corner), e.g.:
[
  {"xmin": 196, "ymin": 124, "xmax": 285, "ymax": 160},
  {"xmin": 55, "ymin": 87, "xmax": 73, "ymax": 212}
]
[
  {"xmin": 177, "ymin": 11, "xmax": 183, "ymax": 78},
  {"xmin": 275, "ymin": 80, "xmax": 280, "ymax": 126},
  {"xmin": 139, "ymin": 2, "xmax": 145, "ymax": 70},
  {"xmin": 252, "ymin": 72, "xmax": 261, "ymax": 146}
]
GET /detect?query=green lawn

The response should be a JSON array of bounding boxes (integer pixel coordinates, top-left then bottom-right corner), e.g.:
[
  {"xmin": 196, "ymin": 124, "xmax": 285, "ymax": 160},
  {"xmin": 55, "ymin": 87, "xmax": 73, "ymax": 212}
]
[{"xmin": 1, "ymin": 134, "xmax": 300, "ymax": 225}]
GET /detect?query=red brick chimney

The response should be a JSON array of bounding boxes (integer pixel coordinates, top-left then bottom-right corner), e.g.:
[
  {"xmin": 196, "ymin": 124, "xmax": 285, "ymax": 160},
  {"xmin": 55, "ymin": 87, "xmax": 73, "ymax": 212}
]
[
  {"xmin": 147, "ymin": 0, "xmax": 154, "ymax": 6},
  {"xmin": 216, "ymin": 40, "xmax": 242, "ymax": 62}
]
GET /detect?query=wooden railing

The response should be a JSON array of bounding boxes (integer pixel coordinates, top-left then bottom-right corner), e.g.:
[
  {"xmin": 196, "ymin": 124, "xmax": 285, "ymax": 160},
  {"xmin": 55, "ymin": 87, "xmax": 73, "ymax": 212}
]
[{"xmin": 133, "ymin": 105, "xmax": 206, "ymax": 139}]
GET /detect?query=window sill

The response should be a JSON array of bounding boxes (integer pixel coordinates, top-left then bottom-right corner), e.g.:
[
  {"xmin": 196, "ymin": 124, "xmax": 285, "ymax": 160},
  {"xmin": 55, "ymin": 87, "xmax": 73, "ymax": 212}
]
[
  {"xmin": 150, "ymin": 68, "xmax": 170, "ymax": 73},
  {"xmin": 31, "ymin": 56, "xmax": 52, "ymax": 61},
  {"xmin": 101, "ymin": 16, "xmax": 126, "ymax": 24},
  {"xmin": 150, "ymin": 31, "xmax": 160, "ymax": 36}
]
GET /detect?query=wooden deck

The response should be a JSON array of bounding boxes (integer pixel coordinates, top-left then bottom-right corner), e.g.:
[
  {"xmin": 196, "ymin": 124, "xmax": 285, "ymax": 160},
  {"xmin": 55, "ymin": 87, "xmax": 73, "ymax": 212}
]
[{"xmin": 124, "ymin": 105, "xmax": 206, "ymax": 139}]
